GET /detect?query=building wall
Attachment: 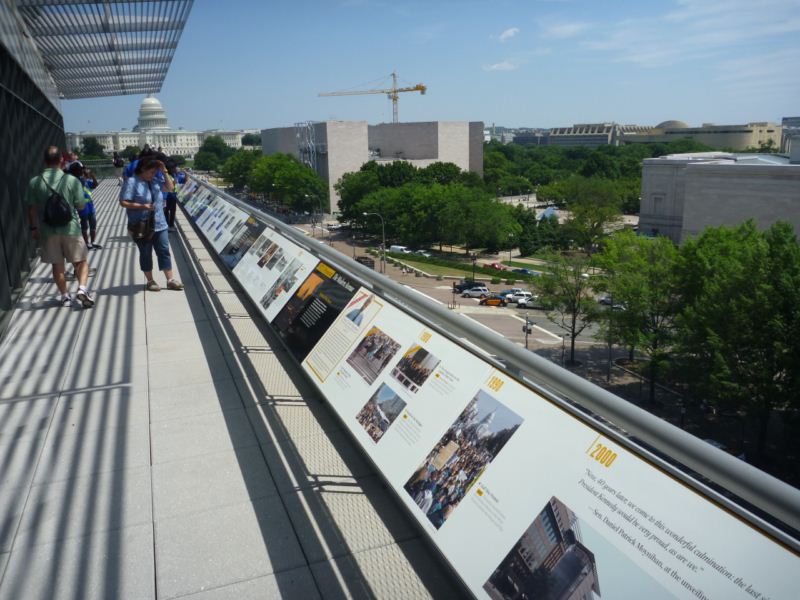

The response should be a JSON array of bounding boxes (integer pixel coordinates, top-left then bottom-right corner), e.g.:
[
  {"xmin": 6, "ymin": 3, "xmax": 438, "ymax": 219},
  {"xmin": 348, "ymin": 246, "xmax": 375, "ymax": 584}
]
[
  {"xmin": 322, "ymin": 121, "xmax": 368, "ymax": 213},
  {"xmin": 638, "ymin": 161, "xmax": 689, "ymax": 242},
  {"xmin": 262, "ymin": 120, "xmax": 483, "ymax": 214},
  {"xmin": 625, "ymin": 123, "xmax": 782, "ymax": 151},
  {"xmin": 0, "ymin": 31, "xmax": 65, "ymax": 337},
  {"xmin": 680, "ymin": 165, "xmax": 800, "ymax": 242},
  {"xmin": 469, "ymin": 122, "xmax": 485, "ymax": 176},
  {"xmin": 368, "ymin": 122, "xmax": 438, "ymax": 160},
  {"xmin": 261, "ymin": 127, "xmax": 298, "ymax": 156},
  {"xmin": 639, "ymin": 158, "xmax": 800, "ymax": 243}
]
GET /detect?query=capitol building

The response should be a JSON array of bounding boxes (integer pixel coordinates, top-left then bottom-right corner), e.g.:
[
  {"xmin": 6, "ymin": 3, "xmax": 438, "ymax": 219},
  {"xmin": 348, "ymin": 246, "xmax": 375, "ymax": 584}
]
[{"xmin": 66, "ymin": 95, "xmax": 258, "ymax": 157}]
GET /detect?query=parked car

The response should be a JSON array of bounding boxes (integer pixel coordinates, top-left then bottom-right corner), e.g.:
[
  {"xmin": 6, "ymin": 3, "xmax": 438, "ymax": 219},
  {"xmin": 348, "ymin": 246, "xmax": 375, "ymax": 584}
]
[
  {"xmin": 462, "ymin": 286, "xmax": 490, "ymax": 298},
  {"xmin": 517, "ymin": 294, "xmax": 543, "ymax": 309},
  {"xmin": 454, "ymin": 280, "xmax": 484, "ymax": 293},
  {"xmin": 484, "ymin": 262, "xmax": 507, "ymax": 271},
  {"xmin": 497, "ymin": 288, "xmax": 524, "ymax": 300},
  {"xmin": 412, "ymin": 249, "xmax": 432, "ymax": 258},
  {"xmin": 479, "ymin": 294, "xmax": 508, "ymax": 307},
  {"xmin": 512, "ymin": 268, "xmax": 539, "ymax": 276},
  {"xmin": 510, "ymin": 291, "xmax": 534, "ymax": 304},
  {"xmin": 389, "ymin": 245, "xmax": 412, "ymax": 254}
]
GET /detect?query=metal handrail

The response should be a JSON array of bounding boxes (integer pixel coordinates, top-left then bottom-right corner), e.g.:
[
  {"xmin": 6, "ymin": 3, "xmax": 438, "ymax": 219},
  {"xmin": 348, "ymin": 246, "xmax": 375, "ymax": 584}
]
[{"xmin": 189, "ymin": 177, "xmax": 800, "ymax": 548}]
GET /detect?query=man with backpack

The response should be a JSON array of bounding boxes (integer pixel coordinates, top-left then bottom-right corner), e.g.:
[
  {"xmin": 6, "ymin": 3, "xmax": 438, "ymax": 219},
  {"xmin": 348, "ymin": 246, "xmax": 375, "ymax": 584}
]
[{"xmin": 26, "ymin": 146, "xmax": 96, "ymax": 308}]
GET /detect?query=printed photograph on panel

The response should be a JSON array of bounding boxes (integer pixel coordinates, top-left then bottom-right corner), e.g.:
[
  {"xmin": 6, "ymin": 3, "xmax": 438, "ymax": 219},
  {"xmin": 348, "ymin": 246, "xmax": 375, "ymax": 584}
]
[
  {"xmin": 483, "ymin": 497, "xmax": 601, "ymax": 600},
  {"xmin": 272, "ymin": 263, "xmax": 357, "ymax": 362},
  {"xmin": 404, "ymin": 390, "xmax": 522, "ymax": 529},
  {"xmin": 259, "ymin": 258, "xmax": 303, "ymax": 311},
  {"xmin": 355, "ymin": 383, "xmax": 407, "ymax": 443},
  {"xmin": 220, "ymin": 218, "xmax": 266, "ymax": 270},
  {"xmin": 390, "ymin": 345, "xmax": 440, "ymax": 394},
  {"xmin": 345, "ymin": 326, "xmax": 402, "ymax": 385}
]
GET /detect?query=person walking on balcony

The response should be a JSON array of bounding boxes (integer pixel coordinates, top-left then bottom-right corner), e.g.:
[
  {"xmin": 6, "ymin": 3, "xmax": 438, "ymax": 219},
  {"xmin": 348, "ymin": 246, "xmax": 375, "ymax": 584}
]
[
  {"xmin": 67, "ymin": 162, "xmax": 102, "ymax": 251},
  {"xmin": 119, "ymin": 157, "xmax": 184, "ymax": 292},
  {"xmin": 112, "ymin": 151, "xmax": 124, "ymax": 186},
  {"xmin": 26, "ymin": 146, "xmax": 96, "ymax": 308},
  {"xmin": 164, "ymin": 160, "xmax": 179, "ymax": 233}
]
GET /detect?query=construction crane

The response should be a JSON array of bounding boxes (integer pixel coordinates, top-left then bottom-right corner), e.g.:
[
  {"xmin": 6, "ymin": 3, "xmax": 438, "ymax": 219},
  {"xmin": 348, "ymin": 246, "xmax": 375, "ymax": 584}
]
[{"xmin": 319, "ymin": 71, "xmax": 426, "ymax": 124}]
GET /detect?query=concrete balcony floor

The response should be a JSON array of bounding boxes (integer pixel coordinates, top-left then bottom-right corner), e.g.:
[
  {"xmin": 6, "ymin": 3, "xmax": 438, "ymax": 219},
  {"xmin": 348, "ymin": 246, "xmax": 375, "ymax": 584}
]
[{"xmin": 0, "ymin": 181, "xmax": 460, "ymax": 599}]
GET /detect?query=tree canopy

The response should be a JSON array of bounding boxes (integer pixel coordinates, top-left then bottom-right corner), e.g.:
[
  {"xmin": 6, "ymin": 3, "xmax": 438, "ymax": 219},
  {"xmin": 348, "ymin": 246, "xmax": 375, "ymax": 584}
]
[
  {"xmin": 80, "ymin": 137, "xmax": 105, "ymax": 158},
  {"xmin": 248, "ymin": 153, "xmax": 328, "ymax": 212}
]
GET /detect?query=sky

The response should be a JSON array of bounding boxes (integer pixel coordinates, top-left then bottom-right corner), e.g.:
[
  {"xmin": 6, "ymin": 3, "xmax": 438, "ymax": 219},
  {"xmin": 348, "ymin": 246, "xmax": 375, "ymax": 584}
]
[{"xmin": 61, "ymin": 0, "xmax": 800, "ymax": 133}]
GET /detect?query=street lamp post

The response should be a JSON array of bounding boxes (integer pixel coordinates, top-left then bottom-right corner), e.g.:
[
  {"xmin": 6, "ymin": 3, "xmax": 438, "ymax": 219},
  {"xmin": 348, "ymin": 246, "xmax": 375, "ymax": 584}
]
[
  {"xmin": 471, "ymin": 253, "xmax": 477, "ymax": 282},
  {"xmin": 363, "ymin": 212, "xmax": 386, "ymax": 274}
]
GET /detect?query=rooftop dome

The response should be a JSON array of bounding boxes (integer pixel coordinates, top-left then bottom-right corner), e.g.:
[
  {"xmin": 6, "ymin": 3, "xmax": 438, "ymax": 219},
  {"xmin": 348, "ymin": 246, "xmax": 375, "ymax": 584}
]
[
  {"xmin": 136, "ymin": 94, "xmax": 170, "ymax": 131},
  {"xmin": 656, "ymin": 120, "xmax": 689, "ymax": 130}
]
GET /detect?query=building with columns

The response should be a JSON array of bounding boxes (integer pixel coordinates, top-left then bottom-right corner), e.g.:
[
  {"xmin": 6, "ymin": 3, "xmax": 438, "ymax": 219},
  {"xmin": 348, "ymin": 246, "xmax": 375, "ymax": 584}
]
[{"xmin": 66, "ymin": 95, "xmax": 258, "ymax": 157}]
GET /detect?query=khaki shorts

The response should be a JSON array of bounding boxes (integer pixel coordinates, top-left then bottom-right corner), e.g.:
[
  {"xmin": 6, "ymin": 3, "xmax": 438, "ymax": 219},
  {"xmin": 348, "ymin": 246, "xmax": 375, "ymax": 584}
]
[{"xmin": 41, "ymin": 234, "xmax": 88, "ymax": 264}]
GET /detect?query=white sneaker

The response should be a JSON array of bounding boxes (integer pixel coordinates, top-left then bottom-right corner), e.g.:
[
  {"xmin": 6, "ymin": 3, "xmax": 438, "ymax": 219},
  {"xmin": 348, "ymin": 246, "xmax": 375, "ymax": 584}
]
[
  {"xmin": 60, "ymin": 294, "xmax": 72, "ymax": 307},
  {"xmin": 76, "ymin": 287, "xmax": 95, "ymax": 308}
]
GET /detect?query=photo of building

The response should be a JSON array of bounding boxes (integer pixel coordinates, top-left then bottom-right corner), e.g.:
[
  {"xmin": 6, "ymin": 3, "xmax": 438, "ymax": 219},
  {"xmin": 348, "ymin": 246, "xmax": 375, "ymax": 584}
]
[{"xmin": 484, "ymin": 497, "xmax": 601, "ymax": 600}]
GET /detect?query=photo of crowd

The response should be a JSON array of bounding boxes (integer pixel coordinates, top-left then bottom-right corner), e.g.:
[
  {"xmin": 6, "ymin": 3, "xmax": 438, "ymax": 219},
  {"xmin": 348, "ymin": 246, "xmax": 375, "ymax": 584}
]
[
  {"xmin": 346, "ymin": 326, "xmax": 401, "ymax": 385},
  {"xmin": 484, "ymin": 497, "xmax": 601, "ymax": 600},
  {"xmin": 404, "ymin": 390, "xmax": 523, "ymax": 529},
  {"xmin": 355, "ymin": 383, "xmax": 407, "ymax": 443},
  {"xmin": 390, "ymin": 345, "xmax": 440, "ymax": 393},
  {"xmin": 259, "ymin": 258, "xmax": 303, "ymax": 311}
]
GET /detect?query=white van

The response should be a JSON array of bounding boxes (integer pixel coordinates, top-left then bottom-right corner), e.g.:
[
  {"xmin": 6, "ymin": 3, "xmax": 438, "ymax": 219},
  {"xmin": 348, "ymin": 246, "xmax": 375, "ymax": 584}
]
[{"xmin": 389, "ymin": 245, "xmax": 412, "ymax": 254}]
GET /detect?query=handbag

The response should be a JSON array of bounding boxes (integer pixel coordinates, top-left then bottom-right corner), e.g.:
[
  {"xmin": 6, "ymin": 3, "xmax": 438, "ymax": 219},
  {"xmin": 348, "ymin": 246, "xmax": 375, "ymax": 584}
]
[
  {"xmin": 127, "ymin": 181, "xmax": 158, "ymax": 242},
  {"xmin": 128, "ymin": 214, "xmax": 155, "ymax": 242}
]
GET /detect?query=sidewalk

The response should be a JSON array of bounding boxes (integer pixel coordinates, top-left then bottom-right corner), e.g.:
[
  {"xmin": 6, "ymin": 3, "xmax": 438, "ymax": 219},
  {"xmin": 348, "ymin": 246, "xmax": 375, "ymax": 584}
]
[{"xmin": 0, "ymin": 181, "xmax": 460, "ymax": 599}]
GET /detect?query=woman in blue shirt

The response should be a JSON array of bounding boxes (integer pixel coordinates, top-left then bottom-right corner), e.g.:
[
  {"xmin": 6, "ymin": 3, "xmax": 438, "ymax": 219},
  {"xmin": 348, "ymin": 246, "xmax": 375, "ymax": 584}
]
[{"xmin": 119, "ymin": 157, "xmax": 184, "ymax": 291}]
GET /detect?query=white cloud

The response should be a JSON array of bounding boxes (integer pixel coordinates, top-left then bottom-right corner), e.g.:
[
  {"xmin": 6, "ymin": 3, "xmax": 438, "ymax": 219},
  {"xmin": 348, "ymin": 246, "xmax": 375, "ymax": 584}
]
[
  {"xmin": 542, "ymin": 21, "xmax": 590, "ymax": 39},
  {"xmin": 584, "ymin": 0, "xmax": 800, "ymax": 68},
  {"xmin": 499, "ymin": 27, "xmax": 520, "ymax": 42},
  {"xmin": 483, "ymin": 61, "xmax": 519, "ymax": 71}
]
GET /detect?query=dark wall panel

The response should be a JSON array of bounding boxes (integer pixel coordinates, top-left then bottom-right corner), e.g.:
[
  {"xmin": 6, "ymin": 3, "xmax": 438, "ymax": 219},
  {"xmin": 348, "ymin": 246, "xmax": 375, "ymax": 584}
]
[{"xmin": 0, "ymin": 44, "xmax": 65, "ymax": 336}]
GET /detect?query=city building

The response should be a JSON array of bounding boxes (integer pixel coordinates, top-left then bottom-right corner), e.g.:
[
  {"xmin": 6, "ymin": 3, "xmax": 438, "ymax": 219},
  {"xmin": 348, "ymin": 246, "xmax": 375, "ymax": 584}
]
[
  {"xmin": 261, "ymin": 120, "xmax": 484, "ymax": 213},
  {"xmin": 66, "ymin": 95, "xmax": 259, "ymax": 157},
  {"xmin": 781, "ymin": 117, "xmax": 800, "ymax": 154},
  {"xmin": 623, "ymin": 120, "xmax": 782, "ymax": 151},
  {"xmin": 547, "ymin": 123, "xmax": 652, "ymax": 148},
  {"xmin": 639, "ymin": 151, "xmax": 800, "ymax": 243}
]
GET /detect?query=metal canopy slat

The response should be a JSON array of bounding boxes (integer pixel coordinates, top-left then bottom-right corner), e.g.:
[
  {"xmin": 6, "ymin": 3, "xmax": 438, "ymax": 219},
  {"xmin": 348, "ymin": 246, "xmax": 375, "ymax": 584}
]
[{"xmin": 16, "ymin": 0, "xmax": 193, "ymax": 99}]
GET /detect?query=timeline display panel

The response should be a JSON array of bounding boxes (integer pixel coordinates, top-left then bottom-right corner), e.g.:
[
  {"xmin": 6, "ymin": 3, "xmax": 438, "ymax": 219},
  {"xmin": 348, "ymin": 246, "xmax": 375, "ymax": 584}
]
[{"xmin": 181, "ymin": 181, "xmax": 799, "ymax": 600}]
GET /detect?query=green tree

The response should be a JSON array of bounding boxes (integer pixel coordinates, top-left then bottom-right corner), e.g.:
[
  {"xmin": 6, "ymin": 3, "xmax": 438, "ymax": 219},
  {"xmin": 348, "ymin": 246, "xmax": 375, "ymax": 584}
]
[
  {"xmin": 335, "ymin": 169, "xmax": 381, "ymax": 220},
  {"xmin": 497, "ymin": 173, "xmax": 533, "ymax": 196},
  {"xmin": 168, "ymin": 154, "xmax": 186, "ymax": 167},
  {"xmin": 248, "ymin": 153, "xmax": 327, "ymax": 212},
  {"xmin": 121, "ymin": 145, "xmax": 140, "ymax": 161},
  {"xmin": 596, "ymin": 230, "xmax": 680, "ymax": 402},
  {"xmin": 81, "ymin": 137, "xmax": 105, "ymax": 158},
  {"xmin": 535, "ymin": 252, "xmax": 598, "ymax": 364},
  {"xmin": 199, "ymin": 135, "xmax": 235, "ymax": 163},
  {"xmin": 241, "ymin": 132, "xmax": 262, "ymax": 146},
  {"xmin": 220, "ymin": 149, "xmax": 259, "ymax": 190},
  {"xmin": 562, "ymin": 176, "xmax": 622, "ymax": 254},
  {"xmin": 675, "ymin": 221, "xmax": 800, "ymax": 464},
  {"xmin": 417, "ymin": 162, "xmax": 464, "ymax": 185},
  {"xmin": 374, "ymin": 160, "xmax": 418, "ymax": 188},
  {"xmin": 193, "ymin": 151, "xmax": 218, "ymax": 171}
]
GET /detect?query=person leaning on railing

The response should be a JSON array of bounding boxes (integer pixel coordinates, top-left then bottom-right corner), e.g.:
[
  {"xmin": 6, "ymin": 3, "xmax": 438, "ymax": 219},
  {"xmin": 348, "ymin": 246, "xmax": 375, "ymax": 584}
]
[{"xmin": 119, "ymin": 157, "xmax": 184, "ymax": 292}]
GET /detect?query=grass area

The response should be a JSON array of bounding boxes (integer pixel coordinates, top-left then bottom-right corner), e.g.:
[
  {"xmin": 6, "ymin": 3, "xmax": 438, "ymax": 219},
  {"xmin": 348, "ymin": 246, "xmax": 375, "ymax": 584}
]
[{"xmin": 391, "ymin": 258, "xmax": 480, "ymax": 278}]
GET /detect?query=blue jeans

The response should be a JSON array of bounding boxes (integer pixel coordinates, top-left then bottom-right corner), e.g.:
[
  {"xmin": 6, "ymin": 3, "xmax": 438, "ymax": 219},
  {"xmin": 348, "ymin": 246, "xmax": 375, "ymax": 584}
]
[{"xmin": 136, "ymin": 229, "xmax": 172, "ymax": 273}]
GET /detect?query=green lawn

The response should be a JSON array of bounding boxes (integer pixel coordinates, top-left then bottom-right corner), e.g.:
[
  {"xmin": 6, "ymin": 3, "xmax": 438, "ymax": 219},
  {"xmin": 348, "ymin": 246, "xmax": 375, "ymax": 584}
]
[{"xmin": 392, "ymin": 258, "xmax": 485, "ymax": 278}]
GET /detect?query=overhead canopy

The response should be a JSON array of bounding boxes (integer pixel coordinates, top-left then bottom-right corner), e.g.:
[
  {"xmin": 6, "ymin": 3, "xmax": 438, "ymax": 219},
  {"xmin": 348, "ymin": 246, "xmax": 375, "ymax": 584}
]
[{"xmin": 16, "ymin": 0, "xmax": 194, "ymax": 99}]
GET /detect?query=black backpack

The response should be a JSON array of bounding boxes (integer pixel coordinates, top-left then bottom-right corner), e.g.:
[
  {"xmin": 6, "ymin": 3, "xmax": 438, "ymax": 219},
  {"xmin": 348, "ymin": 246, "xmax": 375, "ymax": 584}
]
[
  {"xmin": 42, "ymin": 177, "xmax": 74, "ymax": 227},
  {"xmin": 113, "ymin": 156, "xmax": 124, "ymax": 168}
]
